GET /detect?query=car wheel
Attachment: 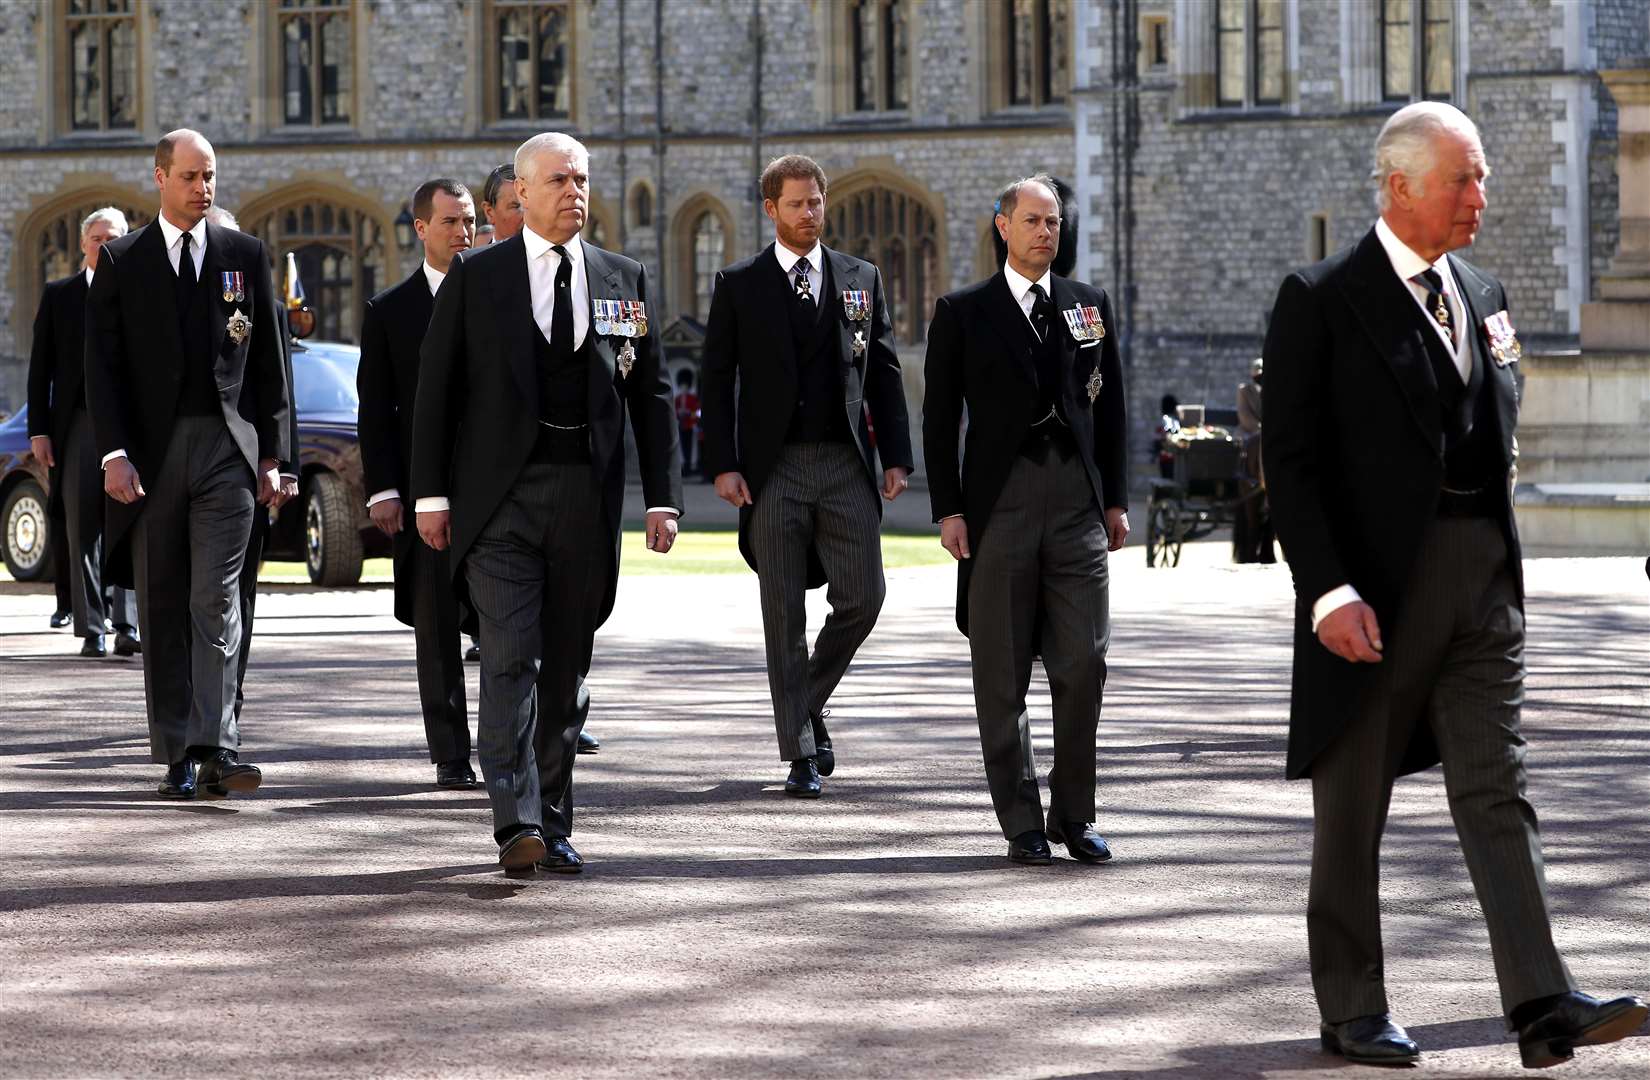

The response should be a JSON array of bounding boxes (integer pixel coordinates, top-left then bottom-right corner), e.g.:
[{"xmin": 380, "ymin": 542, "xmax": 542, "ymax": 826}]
[
  {"xmin": 305, "ymin": 472, "xmax": 363, "ymax": 586},
  {"xmin": 3, "ymin": 479, "xmax": 54, "ymax": 582}
]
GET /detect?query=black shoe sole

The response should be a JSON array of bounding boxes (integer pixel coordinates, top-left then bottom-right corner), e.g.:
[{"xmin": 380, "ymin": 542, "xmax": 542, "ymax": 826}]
[
  {"xmin": 576, "ymin": 745, "xmax": 599, "ymax": 755},
  {"xmin": 207, "ymin": 770, "xmax": 261, "ymax": 795},
  {"xmin": 1008, "ymin": 852, "xmax": 1054, "ymax": 865},
  {"xmin": 113, "ymin": 643, "xmax": 140, "ymax": 656},
  {"xmin": 436, "ymin": 778, "xmax": 477, "ymax": 790},
  {"xmin": 1320, "ymin": 1032, "xmax": 1421, "ymax": 1067},
  {"xmin": 156, "ymin": 787, "xmax": 195, "ymax": 800},
  {"xmin": 536, "ymin": 861, "xmax": 585, "ymax": 874},
  {"xmin": 1521, "ymin": 1002, "xmax": 1649, "ymax": 1069},
  {"xmin": 499, "ymin": 835, "xmax": 547, "ymax": 871},
  {"xmin": 784, "ymin": 787, "xmax": 822, "ymax": 798},
  {"xmin": 815, "ymin": 750, "xmax": 834, "ymax": 777},
  {"xmin": 1047, "ymin": 829, "xmax": 1114, "ymax": 864}
]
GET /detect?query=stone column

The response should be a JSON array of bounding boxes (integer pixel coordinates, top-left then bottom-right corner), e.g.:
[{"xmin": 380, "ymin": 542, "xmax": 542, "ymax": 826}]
[{"xmin": 1581, "ymin": 66, "xmax": 1650, "ymax": 349}]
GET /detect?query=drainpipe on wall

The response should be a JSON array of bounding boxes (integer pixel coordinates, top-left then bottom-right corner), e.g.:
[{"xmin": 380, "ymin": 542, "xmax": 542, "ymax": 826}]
[
  {"xmin": 617, "ymin": 0, "xmax": 628, "ymax": 252},
  {"xmin": 751, "ymin": 0, "xmax": 764, "ymax": 247},
  {"xmin": 653, "ymin": 0, "xmax": 668, "ymax": 311}
]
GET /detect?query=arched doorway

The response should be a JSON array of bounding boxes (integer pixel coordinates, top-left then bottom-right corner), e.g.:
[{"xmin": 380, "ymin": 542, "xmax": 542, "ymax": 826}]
[
  {"xmin": 16, "ymin": 190, "xmax": 154, "ymax": 353},
  {"xmin": 823, "ymin": 179, "xmax": 941, "ymax": 344},
  {"xmin": 244, "ymin": 194, "xmax": 389, "ymax": 344}
]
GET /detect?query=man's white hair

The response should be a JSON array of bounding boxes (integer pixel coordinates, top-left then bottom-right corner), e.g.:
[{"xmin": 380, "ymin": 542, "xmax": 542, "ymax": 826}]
[
  {"xmin": 1371, "ymin": 101, "xmax": 1481, "ymax": 212},
  {"xmin": 514, "ymin": 132, "xmax": 590, "ymax": 181},
  {"xmin": 206, "ymin": 206, "xmax": 239, "ymax": 231},
  {"xmin": 80, "ymin": 206, "xmax": 129, "ymax": 241}
]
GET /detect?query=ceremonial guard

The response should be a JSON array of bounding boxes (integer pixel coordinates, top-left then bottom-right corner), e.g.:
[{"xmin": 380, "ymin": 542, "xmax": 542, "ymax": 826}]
[
  {"xmin": 1264, "ymin": 101, "xmax": 1645, "ymax": 1068},
  {"xmin": 700, "ymin": 154, "xmax": 913, "ymax": 799},
  {"xmin": 923, "ymin": 175, "xmax": 1129, "ymax": 865},
  {"xmin": 359, "ymin": 179, "xmax": 478, "ymax": 789},
  {"xmin": 84, "ymin": 129, "xmax": 292, "ymax": 800},
  {"xmin": 412, "ymin": 133, "xmax": 680, "ymax": 874}
]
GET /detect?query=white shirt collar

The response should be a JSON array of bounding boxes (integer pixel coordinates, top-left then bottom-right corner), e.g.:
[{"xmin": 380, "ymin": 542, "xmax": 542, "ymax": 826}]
[
  {"xmin": 1375, "ymin": 216, "xmax": 1448, "ymax": 284},
  {"xmin": 1003, "ymin": 262, "xmax": 1053, "ymax": 305},
  {"xmin": 84, "ymin": 267, "xmax": 94, "ymax": 285},
  {"xmin": 774, "ymin": 241, "xmax": 822, "ymax": 275},
  {"xmin": 157, "ymin": 212, "xmax": 208, "ymax": 256},
  {"xmin": 523, "ymin": 226, "xmax": 582, "ymax": 265},
  {"xmin": 421, "ymin": 261, "xmax": 446, "ymax": 296}
]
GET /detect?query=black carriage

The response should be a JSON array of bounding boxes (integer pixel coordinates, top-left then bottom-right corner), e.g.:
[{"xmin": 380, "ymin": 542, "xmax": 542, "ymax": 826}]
[{"xmin": 1145, "ymin": 406, "xmax": 1259, "ymax": 568}]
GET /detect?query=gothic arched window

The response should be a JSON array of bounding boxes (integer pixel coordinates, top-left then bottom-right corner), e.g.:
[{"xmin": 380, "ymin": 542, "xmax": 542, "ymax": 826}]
[{"xmin": 823, "ymin": 183, "xmax": 940, "ymax": 344}]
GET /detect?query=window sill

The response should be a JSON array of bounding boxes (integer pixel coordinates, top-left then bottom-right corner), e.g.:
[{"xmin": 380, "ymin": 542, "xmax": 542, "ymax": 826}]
[
  {"xmin": 831, "ymin": 110, "xmax": 915, "ymax": 126},
  {"xmin": 264, "ymin": 125, "xmax": 362, "ymax": 141},
  {"xmin": 1175, "ymin": 104, "xmax": 1296, "ymax": 124}
]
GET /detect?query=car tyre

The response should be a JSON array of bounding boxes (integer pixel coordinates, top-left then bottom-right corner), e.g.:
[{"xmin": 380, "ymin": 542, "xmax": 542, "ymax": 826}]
[
  {"xmin": 3, "ymin": 479, "xmax": 54, "ymax": 582},
  {"xmin": 305, "ymin": 471, "xmax": 363, "ymax": 587}
]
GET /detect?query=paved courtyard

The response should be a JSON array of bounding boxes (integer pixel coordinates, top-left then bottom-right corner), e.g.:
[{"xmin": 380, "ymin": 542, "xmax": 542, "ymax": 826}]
[{"xmin": 1, "ymin": 542, "xmax": 1646, "ymax": 1078}]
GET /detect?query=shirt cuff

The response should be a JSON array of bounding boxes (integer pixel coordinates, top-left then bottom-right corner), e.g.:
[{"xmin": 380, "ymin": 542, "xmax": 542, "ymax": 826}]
[
  {"xmin": 100, "ymin": 449, "xmax": 127, "ymax": 468},
  {"xmin": 415, "ymin": 497, "xmax": 450, "ymax": 513},
  {"xmin": 644, "ymin": 506, "xmax": 680, "ymax": 516},
  {"xmin": 367, "ymin": 488, "xmax": 400, "ymax": 507},
  {"xmin": 1311, "ymin": 585, "xmax": 1363, "ymax": 632},
  {"xmin": 280, "ymin": 472, "xmax": 298, "ymax": 482}
]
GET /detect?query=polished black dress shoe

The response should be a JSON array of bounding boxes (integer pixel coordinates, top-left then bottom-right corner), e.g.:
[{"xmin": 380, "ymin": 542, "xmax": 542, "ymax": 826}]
[
  {"xmin": 1319, "ymin": 1014, "xmax": 1420, "ymax": 1066},
  {"xmin": 1514, "ymin": 990, "xmax": 1648, "ymax": 1069},
  {"xmin": 577, "ymin": 729, "xmax": 600, "ymax": 754},
  {"xmin": 464, "ymin": 642, "xmax": 480, "ymax": 662},
  {"xmin": 435, "ymin": 760, "xmax": 477, "ymax": 789},
  {"xmin": 1008, "ymin": 830, "xmax": 1054, "ymax": 865},
  {"xmin": 498, "ymin": 828, "xmax": 546, "ymax": 876},
  {"xmin": 536, "ymin": 837, "xmax": 585, "ymax": 874},
  {"xmin": 196, "ymin": 749, "xmax": 262, "ymax": 797},
  {"xmin": 811, "ymin": 709, "xmax": 834, "ymax": 777},
  {"xmin": 784, "ymin": 757, "xmax": 822, "ymax": 798},
  {"xmin": 50, "ymin": 610, "xmax": 71, "ymax": 628},
  {"xmin": 112, "ymin": 629, "xmax": 141, "ymax": 656},
  {"xmin": 1047, "ymin": 819, "xmax": 1113, "ymax": 864},
  {"xmin": 79, "ymin": 635, "xmax": 106, "ymax": 658},
  {"xmin": 157, "ymin": 759, "xmax": 197, "ymax": 799}
]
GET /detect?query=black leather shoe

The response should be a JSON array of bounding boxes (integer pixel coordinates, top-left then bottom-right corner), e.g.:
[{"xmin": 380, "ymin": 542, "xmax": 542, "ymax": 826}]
[
  {"xmin": 536, "ymin": 837, "xmax": 585, "ymax": 874},
  {"xmin": 112, "ymin": 629, "xmax": 141, "ymax": 656},
  {"xmin": 1319, "ymin": 1014, "xmax": 1420, "ymax": 1066},
  {"xmin": 50, "ymin": 610, "xmax": 71, "ymax": 628},
  {"xmin": 435, "ymin": 760, "xmax": 477, "ymax": 789},
  {"xmin": 464, "ymin": 642, "xmax": 480, "ymax": 662},
  {"xmin": 1515, "ymin": 991, "xmax": 1648, "ymax": 1069},
  {"xmin": 577, "ymin": 730, "xmax": 600, "ymax": 754},
  {"xmin": 196, "ymin": 749, "xmax": 261, "ymax": 797},
  {"xmin": 811, "ymin": 709, "xmax": 834, "ymax": 777},
  {"xmin": 498, "ymin": 829, "xmax": 546, "ymax": 876},
  {"xmin": 79, "ymin": 635, "xmax": 106, "ymax": 658},
  {"xmin": 784, "ymin": 757, "xmax": 822, "ymax": 798},
  {"xmin": 1047, "ymin": 819, "xmax": 1113, "ymax": 864},
  {"xmin": 1008, "ymin": 830, "xmax": 1053, "ymax": 865},
  {"xmin": 157, "ymin": 759, "xmax": 196, "ymax": 799}
]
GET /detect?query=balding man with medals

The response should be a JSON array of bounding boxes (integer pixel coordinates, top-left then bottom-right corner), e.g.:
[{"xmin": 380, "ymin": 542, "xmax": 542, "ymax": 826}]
[{"xmin": 412, "ymin": 133, "xmax": 681, "ymax": 876}]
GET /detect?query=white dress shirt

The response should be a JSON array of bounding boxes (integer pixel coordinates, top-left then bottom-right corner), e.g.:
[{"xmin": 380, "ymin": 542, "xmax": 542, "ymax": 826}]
[
  {"xmin": 367, "ymin": 262, "xmax": 448, "ymax": 508},
  {"xmin": 84, "ymin": 267, "xmax": 94, "ymax": 286},
  {"xmin": 1003, "ymin": 261, "xmax": 1054, "ymax": 335},
  {"xmin": 102, "ymin": 214, "xmax": 210, "ymax": 469},
  {"xmin": 1312, "ymin": 220, "xmax": 1474, "ymax": 631},
  {"xmin": 774, "ymin": 241, "xmax": 823, "ymax": 302},
  {"xmin": 414, "ymin": 232, "xmax": 677, "ymax": 518}
]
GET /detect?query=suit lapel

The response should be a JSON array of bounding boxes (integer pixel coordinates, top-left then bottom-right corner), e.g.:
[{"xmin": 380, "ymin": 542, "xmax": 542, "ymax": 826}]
[
  {"xmin": 1048, "ymin": 276, "xmax": 1084, "ymax": 386},
  {"xmin": 978, "ymin": 271, "xmax": 1038, "ymax": 385},
  {"xmin": 489, "ymin": 236, "xmax": 538, "ymax": 406},
  {"xmin": 581, "ymin": 241, "xmax": 624, "ymax": 388},
  {"xmin": 759, "ymin": 243, "xmax": 800, "ymax": 376},
  {"xmin": 824, "ymin": 247, "xmax": 859, "ymax": 373},
  {"xmin": 1449, "ymin": 254, "xmax": 1517, "ymax": 456},
  {"xmin": 1336, "ymin": 228, "xmax": 1441, "ymax": 451},
  {"xmin": 201, "ymin": 223, "xmax": 232, "ymax": 359}
]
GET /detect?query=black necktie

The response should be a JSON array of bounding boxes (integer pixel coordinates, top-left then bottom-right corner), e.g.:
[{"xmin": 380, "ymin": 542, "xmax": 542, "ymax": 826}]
[
  {"xmin": 1028, "ymin": 283, "xmax": 1051, "ymax": 342},
  {"xmin": 1415, "ymin": 268, "xmax": 1454, "ymax": 344},
  {"xmin": 551, "ymin": 244, "xmax": 573, "ymax": 352},
  {"xmin": 176, "ymin": 232, "xmax": 196, "ymax": 313},
  {"xmin": 793, "ymin": 259, "xmax": 814, "ymax": 307}
]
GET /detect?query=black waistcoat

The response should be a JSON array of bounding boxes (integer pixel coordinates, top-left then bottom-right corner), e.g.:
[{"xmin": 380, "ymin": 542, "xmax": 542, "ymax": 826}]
[
  {"xmin": 1416, "ymin": 312, "xmax": 1499, "ymax": 490},
  {"xmin": 176, "ymin": 259, "xmax": 221, "ymax": 416},
  {"xmin": 785, "ymin": 260, "xmax": 851, "ymax": 444},
  {"xmin": 532, "ymin": 306, "xmax": 590, "ymax": 427},
  {"xmin": 1028, "ymin": 316, "xmax": 1067, "ymax": 423}
]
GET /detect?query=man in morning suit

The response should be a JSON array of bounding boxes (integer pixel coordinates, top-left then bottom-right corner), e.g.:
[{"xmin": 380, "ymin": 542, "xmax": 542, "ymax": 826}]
[
  {"xmin": 472, "ymin": 160, "xmax": 602, "ymax": 756},
  {"xmin": 413, "ymin": 133, "xmax": 681, "ymax": 875},
  {"xmin": 700, "ymin": 154, "xmax": 913, "ymax": 799},
  {"xmin": 1263, "ymin": 101, "xmax": 1645, "ymax": 1069},
  {"xmin": 85, "ymin": 129, "xmax": 292, "ymax": 801},
  {"xmin": 923, "ymin": 175, "xmax": 1128, "ymax": 866},
  {"xmin": 27, "ymin": 207, "xmax": 139, "ymax": 658},
  {"xmin": 358, "ymin": 178, "xmax": 478, "ymax": 790}
]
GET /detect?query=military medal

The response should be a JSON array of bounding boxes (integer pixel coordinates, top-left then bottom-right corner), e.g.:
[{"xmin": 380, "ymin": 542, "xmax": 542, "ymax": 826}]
[
  {"xmin": 617, "ymin": 340, "xmax": 636, "ymax": 378},
  {"xmin": 593, "ymin": 298, "xmax": 612, "ymax": 337},
  {"xmin": 1087, "ymin": 366, "xmax": 1103, "ymax": 403},
  {"xmin": 226, "ymin": 308, "xmax": 252, "ymax": 345},
  {"xmin": 852, "ymin": 329, "xmax": 867, "ymax": 358},
  {"xmin": 631, "ymin": 300, "xmax": 648, "ymax": 339},
  {"xmin": 841, "ymin": 290, "xmax": 871, "ymax": 323},
  {"xmin": 1484, "ymin": 309, "xmax": 1522, "ymax": 367},
  {"xmin": 1062, "ymin": 305, "xmax": 1106, "ymax": 343},
  {"xmin": 221, "ymin": 271, "xmax": 244, "ymax": 304}
]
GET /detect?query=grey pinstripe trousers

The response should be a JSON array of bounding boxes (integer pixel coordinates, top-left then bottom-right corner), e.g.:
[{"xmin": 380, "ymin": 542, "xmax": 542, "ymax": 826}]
[
  {"xmin": 464, "ymin": 463, "xmax": 607, "ymax": 842},
  {"xmin": 749, "ymin": 441, "xmax": 885, "ymax": 761},
  {"xmin": 967, "ymin": 450, "xmax": 1110, "ymax": 839},
  {"xmin": 1308, "ymin": 515, "xmax": 1576, "ymax": 1023}
]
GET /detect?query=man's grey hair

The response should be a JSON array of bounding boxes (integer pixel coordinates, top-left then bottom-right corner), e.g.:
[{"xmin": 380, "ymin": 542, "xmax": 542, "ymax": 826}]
[
  {"xmin": 206, "ymin": 206, "xmax": 239, "ymax": 231},
  {"xmin": 514, "ymin": 132, "xmax": 590, "ymax": 182},
  {"xmin": 995, "ymin": 174, "xmax": 1061, "ymax": 220},
  {"xmin": 1371, "ymin": 101, "xmax": 1482, "ymax": 213},
  {"xmin": 80, "ymin": 206, "xmax": 129, "ymax": 241}
]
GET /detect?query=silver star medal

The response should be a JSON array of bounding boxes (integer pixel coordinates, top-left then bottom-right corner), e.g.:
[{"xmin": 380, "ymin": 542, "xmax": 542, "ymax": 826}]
[
  {"xmin": 617, "ymin": 340, "xmax": 636, "ymax": 378},
  {"xmin": 226, "ymin": 309, "xmax": 252, "ymax": 345},
  {"xmin": 852, "ymin": 329, "xmax": 867, "ymax": 358},
  {"xmin": 1086, "ymin": 366, "xmax": 1103, "ymax": 403}
]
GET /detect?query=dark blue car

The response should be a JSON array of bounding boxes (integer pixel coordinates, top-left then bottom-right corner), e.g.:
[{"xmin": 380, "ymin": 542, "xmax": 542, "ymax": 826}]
[{"xmin": 1, "ymin": 340, "xmax": 385, "ymax": 585}]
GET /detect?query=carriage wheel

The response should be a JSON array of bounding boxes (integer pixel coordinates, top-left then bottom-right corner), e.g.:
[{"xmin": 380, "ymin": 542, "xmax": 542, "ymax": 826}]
[{"xmin": 1149, "ymin": 499, "xmax": 1182, "ymax": 568}]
